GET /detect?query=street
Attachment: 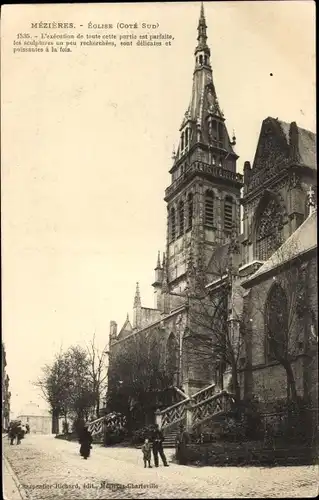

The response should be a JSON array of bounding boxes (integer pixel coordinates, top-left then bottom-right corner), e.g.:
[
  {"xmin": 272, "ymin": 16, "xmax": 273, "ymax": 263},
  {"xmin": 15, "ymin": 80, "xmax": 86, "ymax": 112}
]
[{"xmin": 3, "ymin": 434, "xmax": 318, "ymax": 499}]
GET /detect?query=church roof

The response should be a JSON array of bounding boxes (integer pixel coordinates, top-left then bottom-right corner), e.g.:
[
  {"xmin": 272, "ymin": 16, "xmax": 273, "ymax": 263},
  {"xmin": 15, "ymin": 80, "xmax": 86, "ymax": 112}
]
[
  {"xmin": 250, "ymin": 117, "xmax": 316, "ymax": 178},
  {"xmin": 242, "ymin": 211, "xmax": 317, "ymax": 287},
  {"xmin": 117, "ymin": 315, "xmax": 133, "ymax": 340},
  {"xmin": 278, "ymin": 119, "xmax": 316, "ymax": 169},
  {"xmin": 296, "ymin": 126, "xmax": 316, "ymax": 169}
]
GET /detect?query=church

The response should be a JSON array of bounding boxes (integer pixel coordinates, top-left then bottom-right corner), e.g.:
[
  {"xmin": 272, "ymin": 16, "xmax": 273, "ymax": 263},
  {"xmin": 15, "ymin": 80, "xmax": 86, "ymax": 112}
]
[{"xmin": 107, "ymin": 4, "xmax": 317, "ymax": 431}]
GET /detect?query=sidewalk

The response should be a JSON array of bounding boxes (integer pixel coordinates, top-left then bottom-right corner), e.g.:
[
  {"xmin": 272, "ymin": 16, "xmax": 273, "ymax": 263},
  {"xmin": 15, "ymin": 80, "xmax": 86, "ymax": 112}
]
[{"xmin": 2, "ymin": 455, "xmax": 29, "ymax": 500}]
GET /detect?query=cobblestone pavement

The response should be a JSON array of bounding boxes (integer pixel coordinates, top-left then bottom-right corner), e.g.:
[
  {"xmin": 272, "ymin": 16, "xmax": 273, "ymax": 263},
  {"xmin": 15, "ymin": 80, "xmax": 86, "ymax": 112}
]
[{"xmin": 3, "ymin": 435, "xmax": 319, "ymax": 499}]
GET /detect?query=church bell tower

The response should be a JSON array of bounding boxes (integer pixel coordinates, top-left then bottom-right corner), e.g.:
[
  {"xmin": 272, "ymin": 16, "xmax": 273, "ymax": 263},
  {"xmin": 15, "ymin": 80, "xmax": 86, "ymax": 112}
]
[{"xmin": 164, "ymin": 3, "xmax": 243, "ymax": 305}]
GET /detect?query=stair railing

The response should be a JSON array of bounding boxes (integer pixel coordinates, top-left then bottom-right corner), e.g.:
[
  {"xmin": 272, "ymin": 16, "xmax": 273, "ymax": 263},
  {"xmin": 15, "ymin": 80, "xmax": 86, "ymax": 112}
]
[
  {"xmin": 87, "ymin": 416, "xmax": 105, "ymax": 436},
  {"xmin": 156, "ymin": 398, "xmax": 190, "ymax": 431},
  {"xmin": 192, "ymin": 383, "xmax": 216, "ymax": 406},
  {"xmin": 192, "ymin": 390, "xmax": 235, "ymax": 427},
  {"xmin": 86, "ymin": 412, "xmax": 127, "ymax": 436}
]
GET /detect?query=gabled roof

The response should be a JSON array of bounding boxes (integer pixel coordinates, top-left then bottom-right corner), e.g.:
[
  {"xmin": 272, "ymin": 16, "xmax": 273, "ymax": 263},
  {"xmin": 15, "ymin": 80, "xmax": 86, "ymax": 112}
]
[
  {"xmin": 297, "ymin": 125, "xmax": 316, "ymax": 169},
  {"xmin": 251, "ymin": 117, "xmax": 316, "ymax": 173},
  {"xmin": 117, "ymin": 316, "xmax": 133, "ymax": 340},
  {"xmin": 242, "ymin": 211, "xmax": 317, "ymax": 287}
]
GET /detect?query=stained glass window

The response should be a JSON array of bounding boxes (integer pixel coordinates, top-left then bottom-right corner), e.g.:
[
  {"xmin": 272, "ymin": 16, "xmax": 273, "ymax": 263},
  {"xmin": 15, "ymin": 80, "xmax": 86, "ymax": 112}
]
[
  {"xmin": 256, "ymin": 198, "xmax": 283, "ymax": 260},
  {"xmin": 265, "ymin": 284, "xmax": 288, "ymax": 362}
]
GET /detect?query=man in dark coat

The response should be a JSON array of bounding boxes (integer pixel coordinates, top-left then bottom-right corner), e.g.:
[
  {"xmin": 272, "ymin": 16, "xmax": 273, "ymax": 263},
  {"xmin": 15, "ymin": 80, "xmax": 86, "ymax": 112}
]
[
  {"xmin": 16, "ymin": 423, "xmax": 25, "ymax": 445},
  {"xmin": 151, "ymin": 424, "xmax": 169, "ymax": 467},
  {"xmin": 175, "ymin": 423, "xmax": 191, "ymax": 465},
  {"xmin": 79, "ymin": 425, "xmax": 93, "ymax": 459}
]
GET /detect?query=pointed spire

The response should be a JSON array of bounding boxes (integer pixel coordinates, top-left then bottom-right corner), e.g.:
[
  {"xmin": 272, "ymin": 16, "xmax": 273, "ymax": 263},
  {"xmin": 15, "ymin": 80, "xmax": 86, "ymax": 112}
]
[
  {"xmin": 195, "ymin": 2, "xmax": 210, "ymax": 56},
  {"xmin": 156, "ymin": 251, "xmax": 161, "ymax": 269},
  {"xmin": 133, "ymin": 282, "xmax": 141, "ymax": 308},
  {"xmin": 162, "ymin": 252, "xmax": 166, "ymax": 268}
]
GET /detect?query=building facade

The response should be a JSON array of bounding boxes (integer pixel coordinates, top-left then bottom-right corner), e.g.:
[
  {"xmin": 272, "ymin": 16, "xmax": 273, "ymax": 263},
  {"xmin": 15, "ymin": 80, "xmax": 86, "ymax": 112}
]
[
  {"xmin": 107, "ymin": 4, "xmax": 317, "ymax": 418},
  {"xmin": 17, "ymin": 402, "xmax": 52, "ymax": 434},
  {"xmin": 2, "ymin": 343, "xmax": 11, "ymax": 431}
]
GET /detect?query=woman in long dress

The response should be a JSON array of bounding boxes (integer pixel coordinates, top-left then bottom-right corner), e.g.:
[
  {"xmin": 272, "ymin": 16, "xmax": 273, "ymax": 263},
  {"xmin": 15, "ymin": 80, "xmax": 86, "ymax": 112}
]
[{"xmin": 79, "ymin": 425, "xmax": 93, "ymax": 459}]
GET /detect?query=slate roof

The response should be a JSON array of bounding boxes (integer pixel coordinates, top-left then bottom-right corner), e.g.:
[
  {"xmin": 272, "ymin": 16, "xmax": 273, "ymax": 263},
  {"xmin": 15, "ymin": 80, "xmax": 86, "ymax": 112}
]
[
  {"xmin": 277, "ymin": 118, "xmax": 316, "ymax": 169},
  {"xmin": 242, "ymin": 210, "xmax": 317, "ymax": 286},
  {"xmin": 297, "ymin": 126, "xmax": 316, "ymax": 169}
]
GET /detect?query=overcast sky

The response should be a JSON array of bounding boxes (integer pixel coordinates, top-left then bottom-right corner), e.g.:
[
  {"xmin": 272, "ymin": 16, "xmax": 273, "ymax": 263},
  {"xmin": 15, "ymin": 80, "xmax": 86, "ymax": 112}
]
[{"xmin": 2, "ymin": 1, "xmax": 315, "ymax": 417}]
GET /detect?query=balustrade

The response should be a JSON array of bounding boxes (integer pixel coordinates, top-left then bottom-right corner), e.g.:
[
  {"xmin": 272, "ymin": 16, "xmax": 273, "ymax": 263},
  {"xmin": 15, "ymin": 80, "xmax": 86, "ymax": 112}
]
[
  {"xmin": 87, "ymin": 416, "xmax": 104, "ymax": 436},
  {"xmin": 192, "ymin": 383, "xmax": 216, "ymax": 406},
  {"xmin": 165, "ymin": 161, "xmax": 243, "ymax": 199},
  {"xmin": 157, "ymin": 398, "xmax": 189, "ymax": 431},
  {"xmin": 192, "ymin": 391, "xmax": 235, "ymax": 426},
  {"xmin": 86, "ymin": 412, "xmax": 127, "ymax": 436}
]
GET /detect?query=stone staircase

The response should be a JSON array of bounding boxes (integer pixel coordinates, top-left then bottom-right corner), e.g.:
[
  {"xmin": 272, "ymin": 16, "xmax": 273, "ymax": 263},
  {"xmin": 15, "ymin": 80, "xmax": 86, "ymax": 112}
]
[
  {"xmin": 163, "ymin": 429, "xmax": 178, "ymax": 448},
  {"xmin": 156, "ymin": 384, "xmax": 235, "ymax": 438}
]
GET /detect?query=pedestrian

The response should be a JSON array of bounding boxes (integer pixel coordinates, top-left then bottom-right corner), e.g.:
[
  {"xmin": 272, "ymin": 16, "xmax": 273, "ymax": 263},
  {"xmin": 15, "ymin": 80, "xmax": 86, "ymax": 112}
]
[
  {"xmin": 8, "ymin": 422, "xmax": 16, "ymax": 445},
  {"xmin": 151, "ymin": 424, "xmax": 169, "ymax": 467},
  {"xmin": 175, "ymin": 423, "xmax": 190, "ymax": 465},
  {"xmin": 141, "ymin": 438, "xmax": 152, "ymax": 468},
  {"xmin": 79, "ymin": 424, "xmax": 93, "ymax": 459},
  {"xmin": 16, "ymin": 422, "xmax": 25, "ymax": 445},
  {"xmin": 25, "ymin": 423, "xmax": 30, "ymax": 434}
]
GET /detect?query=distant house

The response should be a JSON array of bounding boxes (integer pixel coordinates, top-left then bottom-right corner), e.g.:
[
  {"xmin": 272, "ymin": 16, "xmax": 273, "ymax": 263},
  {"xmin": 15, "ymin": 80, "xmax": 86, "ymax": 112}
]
[{"xmin": 17, "ymin": 402, "xmax": 51, "ymax": 434}]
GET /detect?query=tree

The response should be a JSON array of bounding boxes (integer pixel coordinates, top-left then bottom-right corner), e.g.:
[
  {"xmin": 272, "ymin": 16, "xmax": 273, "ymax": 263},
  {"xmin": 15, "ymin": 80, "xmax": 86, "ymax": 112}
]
[
  {"xmin": 35, "ymin": 345, "xmax": 97, "ymax": 433},
  {"xmin": 34, "ymin": 349, "xmax": 71, "ymax": 434},
  {"xmin": 63, "ymin": 345, "xmax": 96, "ymax": 421},
  {"xmin": 85, "ymin": 333, "xmax": 108, "ymax": 418},
  {"xmin": 107, "ymin": 331, "xmax": 172, "ymax": 429},
  {"xmin": 184, "ymin": 270, "xmax": 246, "ymax": 405}
]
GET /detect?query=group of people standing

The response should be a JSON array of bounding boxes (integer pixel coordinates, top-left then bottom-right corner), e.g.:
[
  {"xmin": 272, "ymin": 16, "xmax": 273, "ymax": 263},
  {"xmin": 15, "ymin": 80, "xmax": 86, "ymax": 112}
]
[
  {"xmin": 8, "ymin": 420, "xmax": 30, "ymax": 445},
  {"xmin": 76, "ymin": 421, "xmax": 191, "ymax": 466},
  {"xmin": 141, "ymin": 424, "xmax": 170, "ymax": 468},
  {"xmin": 141, "ymin": 422, "xmax": 191, "ymax": 467}
]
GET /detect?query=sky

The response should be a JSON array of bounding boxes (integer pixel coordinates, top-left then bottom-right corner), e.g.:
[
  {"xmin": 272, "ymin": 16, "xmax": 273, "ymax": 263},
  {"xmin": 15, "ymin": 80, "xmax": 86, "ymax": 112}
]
[{"xmin": 1, "ymin": 1, "xmax": 315, "ymax": 417}]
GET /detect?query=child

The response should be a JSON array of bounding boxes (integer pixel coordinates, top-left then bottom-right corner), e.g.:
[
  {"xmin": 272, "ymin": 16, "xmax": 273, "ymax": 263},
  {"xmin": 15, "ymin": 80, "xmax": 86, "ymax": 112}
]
[{"xmin": 141, "ymin": 438, "xmax": 152, "ymax": 468}]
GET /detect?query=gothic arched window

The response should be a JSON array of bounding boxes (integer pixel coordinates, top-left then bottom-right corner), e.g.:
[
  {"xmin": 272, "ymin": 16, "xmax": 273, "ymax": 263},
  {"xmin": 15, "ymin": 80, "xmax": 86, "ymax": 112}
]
[
  {"xmin": 265, "ymin": 284, "xmax": 288, "ymax": 362},
  {"xmin": 170, "ymin": 207, "xmax": 176, "ymax": 241},
  {"xmin": 178, "ymin": 201, "xmax": 184, "ymax": 236},
  {"xmin": 224, "ymin": 196, "xmax": 233, "ymax": 232},
  {"xmin": 187, "ymin": 193, "xmax": 193, "ymax": 230},
  {"xmin": 205, "ymin": 190, "xmax": 215, "ymax": 228},
  {"xmin": 256, "ymin": 197, "xmax": 283, "ymax": 261},
  {"xmin": 181, "ymin": 132, "xmax": 184, "ymax": 151}
]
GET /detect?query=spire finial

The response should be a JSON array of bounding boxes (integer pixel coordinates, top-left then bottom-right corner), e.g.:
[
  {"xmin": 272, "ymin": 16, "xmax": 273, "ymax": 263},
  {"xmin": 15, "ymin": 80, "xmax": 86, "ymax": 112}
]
[
  {"xmin": 196, "ymin": 2, "xmax": 209, "ymax": 55},
  {"xmin": 162, "ymin": 252, "xmax": 166, "ymax": 268},
  {"xmin": 133, "ymin": 282, "xmax": 141, "ymax": 307},
  {"xmin": 126, "ymin": 312, "xmax": 129, "ymax": 322},
  {"xmin": 156, "ymin": 251, "xmax": 161, "ymax": 268},
  {"xmin": 200, "ymin": 1, "xmax": 205, "ymax": 20}
]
